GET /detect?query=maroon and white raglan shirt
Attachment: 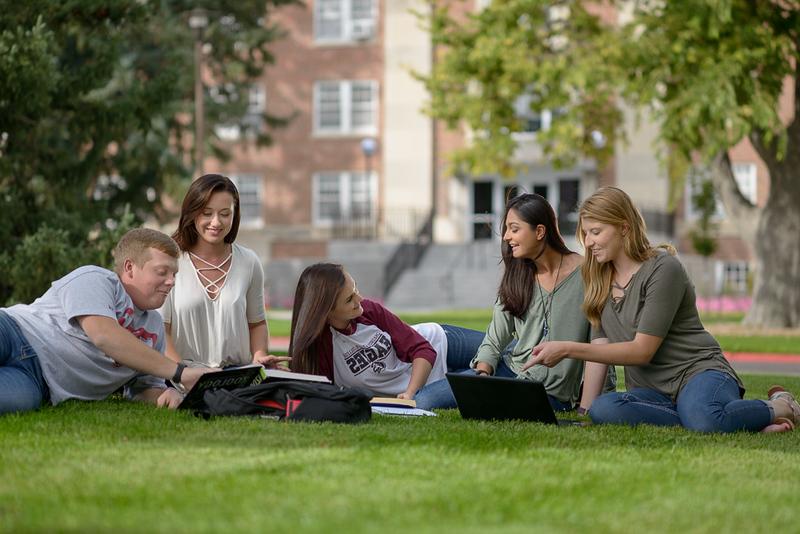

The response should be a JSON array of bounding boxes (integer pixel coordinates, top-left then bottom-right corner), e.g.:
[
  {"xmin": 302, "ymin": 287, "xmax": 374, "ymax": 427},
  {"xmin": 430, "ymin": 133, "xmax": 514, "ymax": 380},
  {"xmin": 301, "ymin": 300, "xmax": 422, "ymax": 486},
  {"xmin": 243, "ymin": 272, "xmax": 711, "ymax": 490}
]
[{"xmin": 312, "ymin": 300, "xmax": 448, "ymax": 396}]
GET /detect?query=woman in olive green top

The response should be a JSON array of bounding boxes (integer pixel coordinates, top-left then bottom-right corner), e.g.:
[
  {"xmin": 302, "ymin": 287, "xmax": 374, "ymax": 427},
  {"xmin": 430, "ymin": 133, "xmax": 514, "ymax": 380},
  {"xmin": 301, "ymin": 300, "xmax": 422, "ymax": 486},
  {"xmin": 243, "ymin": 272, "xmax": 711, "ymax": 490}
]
[
  {"xmin": 469, "ymin": 193, "xmax": 598, "ymax": 411},
  {"xmin": 527, "ymin": 186, "xmax": 799, "ymax": 433}
]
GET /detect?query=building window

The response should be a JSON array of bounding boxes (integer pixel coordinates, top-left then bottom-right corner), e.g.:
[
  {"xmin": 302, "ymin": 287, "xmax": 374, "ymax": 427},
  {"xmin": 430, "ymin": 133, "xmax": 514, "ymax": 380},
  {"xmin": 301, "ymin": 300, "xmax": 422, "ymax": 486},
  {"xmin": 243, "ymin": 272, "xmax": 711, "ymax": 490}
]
[
  {"xmin": 313, "ymin": 171, "xmax": 376, "ymax": 225},
  {"xmin": 230, "ymin": 173, "xmax": 262, "ymax": 224},
  {"xmin": 685, "ymin": 172, "xmax": 724, "ymax": 221},
  {"xmin": 314, "ymin": 80, "xmax": 378, "ymax": 135},
  {"xmin": 731, "ymin": 162, "xmax": 757, "ymax": 204},
  {"xmin": 314, "ymin": 0, "xmax": 376, "ymax": 43},
  {"xmin": 512, "ymin": 94, "xmax": 566, "ymax": 135},
  {"xmin": 723, "ymin": 261, "xmax": 749, "ymax": 294}
]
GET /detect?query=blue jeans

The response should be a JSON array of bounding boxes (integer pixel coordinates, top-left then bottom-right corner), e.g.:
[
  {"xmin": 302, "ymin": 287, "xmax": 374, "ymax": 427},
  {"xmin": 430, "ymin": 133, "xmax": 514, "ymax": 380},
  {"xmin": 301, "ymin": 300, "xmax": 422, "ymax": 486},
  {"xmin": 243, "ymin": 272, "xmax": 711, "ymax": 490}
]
[
  {"xmin": 414, "ymin": 324, "xmax": 572, "ymax": 412},
  {"xmin": 0, "ymin": 311, "xmax": 49, "ymax": 415},
  {"xmin": 589, "ymin": 370, "xmax": 772, "ymax": 433}
]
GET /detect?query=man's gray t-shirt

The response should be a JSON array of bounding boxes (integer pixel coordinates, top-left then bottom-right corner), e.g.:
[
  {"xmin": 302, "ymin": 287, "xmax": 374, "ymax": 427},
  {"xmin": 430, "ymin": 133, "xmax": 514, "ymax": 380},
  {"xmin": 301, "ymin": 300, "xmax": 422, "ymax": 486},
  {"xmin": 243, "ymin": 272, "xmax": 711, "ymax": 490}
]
[
  {"xmin": 592, "ymin": 251, "xmax": 742, "ymax": 400},
  {"xmin": 6, "ymin": 266, "xmax": 166, "ymax": 405}
]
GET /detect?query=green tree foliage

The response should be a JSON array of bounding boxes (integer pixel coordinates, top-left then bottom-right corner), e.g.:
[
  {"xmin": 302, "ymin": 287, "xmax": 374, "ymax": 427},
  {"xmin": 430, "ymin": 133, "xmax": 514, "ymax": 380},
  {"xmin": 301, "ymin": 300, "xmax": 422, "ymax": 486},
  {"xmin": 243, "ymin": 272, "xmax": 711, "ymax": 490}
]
[
  {"xmin": 623, "ymin": 1, "xmax": 800, "ymax": 326},
  {"xmin": 420, "ymin": 0, "xmax": 623, "ymax": 176},
  {"xmin": 688, "ymin": 174, "xmax": 718, "ymax": 259},
  {"xmin": 424, "ymin": 0, "xmax": 800, "ymax": 326},
  {"xmin": 0, "ymin": 0, "xmax": 297, "ymax": 304}
]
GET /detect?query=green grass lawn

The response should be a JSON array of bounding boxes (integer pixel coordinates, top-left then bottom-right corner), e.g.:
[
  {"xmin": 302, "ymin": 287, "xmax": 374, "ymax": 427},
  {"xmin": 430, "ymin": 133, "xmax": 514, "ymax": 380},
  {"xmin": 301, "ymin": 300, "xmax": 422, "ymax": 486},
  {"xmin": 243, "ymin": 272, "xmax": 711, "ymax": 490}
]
[{"xmin": 1, "ymin": 373, "xmax": 798, "ymax": 533}]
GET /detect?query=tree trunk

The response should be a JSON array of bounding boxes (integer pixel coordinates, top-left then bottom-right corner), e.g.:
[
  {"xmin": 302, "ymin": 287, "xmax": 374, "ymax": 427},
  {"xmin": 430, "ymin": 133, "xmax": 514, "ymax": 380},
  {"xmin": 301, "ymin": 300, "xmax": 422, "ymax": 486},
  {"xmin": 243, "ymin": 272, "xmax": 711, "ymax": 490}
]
[{"xmin": 744, "ymin": 123, "xmax": 800, "ymax": 327}]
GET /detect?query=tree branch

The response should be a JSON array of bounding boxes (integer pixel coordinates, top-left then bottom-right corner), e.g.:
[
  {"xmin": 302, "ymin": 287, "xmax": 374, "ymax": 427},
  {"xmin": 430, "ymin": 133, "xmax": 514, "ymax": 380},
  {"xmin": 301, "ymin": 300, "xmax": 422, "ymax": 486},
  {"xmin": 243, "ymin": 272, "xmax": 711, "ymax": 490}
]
[{"xmin": 710, "ymin": 151, "xmax": 759, "ymax": 243}]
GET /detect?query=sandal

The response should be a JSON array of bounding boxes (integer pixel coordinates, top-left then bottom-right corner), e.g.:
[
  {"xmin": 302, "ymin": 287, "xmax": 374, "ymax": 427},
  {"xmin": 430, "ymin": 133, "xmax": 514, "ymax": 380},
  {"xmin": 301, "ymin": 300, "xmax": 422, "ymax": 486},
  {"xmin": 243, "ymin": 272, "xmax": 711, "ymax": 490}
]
[{"xmin": 767, "ymin": 385, "xmax": 800, "ymax": 426}]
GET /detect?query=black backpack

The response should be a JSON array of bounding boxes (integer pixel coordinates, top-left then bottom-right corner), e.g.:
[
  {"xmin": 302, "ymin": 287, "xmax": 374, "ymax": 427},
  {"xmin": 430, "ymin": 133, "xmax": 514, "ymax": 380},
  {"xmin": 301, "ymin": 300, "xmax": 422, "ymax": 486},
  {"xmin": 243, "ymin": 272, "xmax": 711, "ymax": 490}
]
[{"xmin": 198, "ymin": 381, "xmax": 372, "ymax": 424}]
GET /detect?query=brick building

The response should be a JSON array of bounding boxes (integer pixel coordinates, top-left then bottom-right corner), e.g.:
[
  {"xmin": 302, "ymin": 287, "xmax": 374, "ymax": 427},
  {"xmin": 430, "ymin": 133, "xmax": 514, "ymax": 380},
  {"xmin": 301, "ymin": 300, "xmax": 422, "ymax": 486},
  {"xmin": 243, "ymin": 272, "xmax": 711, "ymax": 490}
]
[{"xmin": 199, "ymin": 0, "xmax": 765, "ymax": 309}]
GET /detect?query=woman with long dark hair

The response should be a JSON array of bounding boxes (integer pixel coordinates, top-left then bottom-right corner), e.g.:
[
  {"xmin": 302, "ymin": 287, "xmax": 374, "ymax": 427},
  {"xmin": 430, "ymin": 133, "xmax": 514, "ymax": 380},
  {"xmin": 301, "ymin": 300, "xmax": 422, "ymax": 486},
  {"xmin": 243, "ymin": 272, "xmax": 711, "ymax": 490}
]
[
  {"xmin": 159, "ymin": 174, "xmax": 286, "ymax": 369},
  {"xmin": 288, "ymin": 263, "xmax": 454, "ymax": 408},
  {"xmin": 468, "ymin": 193, "xmax": 600, "ymax": 411},
  {"xmin": 416, "ymin": 192, "xmax": 608, "ymax": 412},
  {"xmin": 527, "ymin": 186, "xmax": 799, "ymax": 432}
]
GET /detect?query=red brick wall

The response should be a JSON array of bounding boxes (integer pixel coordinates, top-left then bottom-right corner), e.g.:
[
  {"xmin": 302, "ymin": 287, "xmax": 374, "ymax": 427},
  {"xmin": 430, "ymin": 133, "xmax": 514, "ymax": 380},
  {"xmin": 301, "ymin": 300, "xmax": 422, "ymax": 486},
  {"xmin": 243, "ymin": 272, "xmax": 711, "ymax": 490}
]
[
  {"xmin": 271, "ymin": 240, "xmax": 328, "ymax": 259},
  {"xmin": 212, "ymin": 2, "xmax": 385, "ymax": 230}
]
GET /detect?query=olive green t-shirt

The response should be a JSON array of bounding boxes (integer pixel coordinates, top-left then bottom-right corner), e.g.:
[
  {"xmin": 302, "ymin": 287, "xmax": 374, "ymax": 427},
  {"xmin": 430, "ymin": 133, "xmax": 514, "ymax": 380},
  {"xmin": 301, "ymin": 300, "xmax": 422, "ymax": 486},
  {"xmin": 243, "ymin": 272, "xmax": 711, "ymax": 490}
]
[
  {"xmin": 472, "ymin": 268, "xmax": 589, "ymax": 404},
  {"xmin": 592, "ymin": 251, "xmax": 742, "ymax": 401}
]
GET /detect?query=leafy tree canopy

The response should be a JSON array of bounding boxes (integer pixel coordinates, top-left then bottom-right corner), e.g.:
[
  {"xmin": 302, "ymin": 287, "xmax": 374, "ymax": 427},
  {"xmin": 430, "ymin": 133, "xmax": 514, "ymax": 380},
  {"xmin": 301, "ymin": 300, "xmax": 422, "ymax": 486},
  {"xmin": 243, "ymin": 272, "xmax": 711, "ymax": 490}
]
[
  {"xmin": 0, "ymin": 0, "xmax": 297, "ymax": 304},
  {"xmin": 421, "ymin": 0, "xmax": 623, "ymax": 176},
  {"xmin": 424, "ymin": 0, "xmax": 800, "ymax": 327}
]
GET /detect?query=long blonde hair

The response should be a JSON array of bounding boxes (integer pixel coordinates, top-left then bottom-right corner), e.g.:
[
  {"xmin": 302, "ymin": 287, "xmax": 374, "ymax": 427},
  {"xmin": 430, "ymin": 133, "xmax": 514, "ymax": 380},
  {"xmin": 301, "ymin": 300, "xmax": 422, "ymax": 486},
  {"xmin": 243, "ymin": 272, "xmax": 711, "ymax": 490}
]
[{"xmin": 577, "ymin": 186, "xmax": 675, "ymax": 326}]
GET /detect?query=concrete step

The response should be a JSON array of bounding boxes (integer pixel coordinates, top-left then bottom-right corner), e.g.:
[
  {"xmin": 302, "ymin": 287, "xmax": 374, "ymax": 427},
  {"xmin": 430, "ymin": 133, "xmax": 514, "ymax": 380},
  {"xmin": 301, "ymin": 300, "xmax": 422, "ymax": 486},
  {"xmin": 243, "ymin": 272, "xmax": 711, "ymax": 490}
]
[{"xmin": 386, "ymin": 268, "xmax": 501, "ymax": 311}]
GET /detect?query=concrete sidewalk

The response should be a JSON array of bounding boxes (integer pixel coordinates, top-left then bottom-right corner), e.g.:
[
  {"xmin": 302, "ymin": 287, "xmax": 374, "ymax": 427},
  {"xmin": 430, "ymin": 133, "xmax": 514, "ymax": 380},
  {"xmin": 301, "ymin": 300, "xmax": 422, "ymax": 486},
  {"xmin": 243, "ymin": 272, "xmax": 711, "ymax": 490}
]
[
  {"xmin": 725, "ymin": 353, "xmax": 800, "ymax": 376},
  {"xmin": 270, "ymin": 335, "xmax": 800, "ymax": 376}
]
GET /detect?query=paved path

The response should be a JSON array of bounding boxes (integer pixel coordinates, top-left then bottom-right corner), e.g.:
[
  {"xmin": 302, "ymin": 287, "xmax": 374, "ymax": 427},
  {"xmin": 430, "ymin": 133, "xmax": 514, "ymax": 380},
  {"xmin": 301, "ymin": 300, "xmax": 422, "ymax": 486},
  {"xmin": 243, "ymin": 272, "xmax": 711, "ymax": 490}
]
[
  {"xmin": 725, "ymin": 353, "xmax": 800, "ymax": 376},
  {"xmin": 270, "ymin": 336, "xmax": 800, "ymax": 376}
]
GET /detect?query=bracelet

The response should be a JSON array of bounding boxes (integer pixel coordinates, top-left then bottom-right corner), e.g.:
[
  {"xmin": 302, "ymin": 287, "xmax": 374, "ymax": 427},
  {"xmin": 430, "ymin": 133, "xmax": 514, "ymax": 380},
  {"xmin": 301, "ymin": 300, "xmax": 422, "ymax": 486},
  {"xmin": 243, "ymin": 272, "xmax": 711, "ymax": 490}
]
[
  {"xmin": 171, "ymin": 362, "xmax": 186, "ymax": 384},
  {"xmin": 475, "ymin": 369, "xmax": 490, "ymax": 376},
  {"xmin": 576, "ymin": 406, "xmax": 588, "ymax": 416}
]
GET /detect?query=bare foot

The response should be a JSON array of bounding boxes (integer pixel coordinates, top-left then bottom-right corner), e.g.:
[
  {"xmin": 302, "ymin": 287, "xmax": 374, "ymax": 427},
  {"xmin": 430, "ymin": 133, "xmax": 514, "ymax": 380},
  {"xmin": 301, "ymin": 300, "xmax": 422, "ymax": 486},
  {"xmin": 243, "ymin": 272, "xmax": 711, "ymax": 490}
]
[{"xmin": 760, "ymin": 419, "xmax": 794, "ymax": 433}]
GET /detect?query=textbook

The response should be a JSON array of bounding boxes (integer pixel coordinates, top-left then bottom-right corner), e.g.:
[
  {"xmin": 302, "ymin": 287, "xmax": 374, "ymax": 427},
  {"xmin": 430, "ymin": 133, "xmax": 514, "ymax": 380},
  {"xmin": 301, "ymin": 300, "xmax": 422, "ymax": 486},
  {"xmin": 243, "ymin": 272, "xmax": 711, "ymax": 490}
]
[
  {"xmin": 369, "ymin": 397, "xmax": 417, "ymax": 408},
  {"xmin": 178, "ymin": 364, "xmax": 264, "ymax": 410},
  {"xmin": 259, "ymin": 368, "xmax": 331, "ymax": 384},
  {"xmin": 369, "ymin": 397, "xmax": 436, "ymax": 417},
  {"xmin": 178, "ymin": 365, "xmax": 332, "ymax": 410}
]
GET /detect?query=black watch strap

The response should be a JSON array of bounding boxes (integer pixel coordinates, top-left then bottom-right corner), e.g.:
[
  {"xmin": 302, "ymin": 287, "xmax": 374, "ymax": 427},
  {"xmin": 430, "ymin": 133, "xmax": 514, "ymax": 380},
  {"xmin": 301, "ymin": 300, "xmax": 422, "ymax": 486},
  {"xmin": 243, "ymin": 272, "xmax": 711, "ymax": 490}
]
[{"xmin": 172, "ymin": 362, "xmax": 186, "ymax": 384}]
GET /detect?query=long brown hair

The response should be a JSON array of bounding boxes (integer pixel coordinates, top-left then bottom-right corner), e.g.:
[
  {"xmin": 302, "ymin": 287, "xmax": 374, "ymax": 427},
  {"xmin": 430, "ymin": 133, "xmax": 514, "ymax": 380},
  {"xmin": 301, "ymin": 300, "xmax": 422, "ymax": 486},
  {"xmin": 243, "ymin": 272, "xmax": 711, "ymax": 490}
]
[
  {"xmin": 498, "ymin": 193, "xmax": 572, "ymax": 318},
  {"xmin": 288, "ymin": 263, "xmax": 346, "ymax": 375},
  {"xmin": 172, "ymin": 174, "xmax": 241, "ymax": 251},
  {"xmin": 578, "ymin": 186, "xmax": 675, "ymax": 326}
]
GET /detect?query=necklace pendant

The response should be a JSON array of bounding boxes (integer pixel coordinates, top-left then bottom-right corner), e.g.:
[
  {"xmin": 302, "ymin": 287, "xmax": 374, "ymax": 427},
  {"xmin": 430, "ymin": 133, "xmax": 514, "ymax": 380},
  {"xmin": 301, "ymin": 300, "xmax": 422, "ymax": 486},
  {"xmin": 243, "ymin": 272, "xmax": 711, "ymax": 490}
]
[{"xmin": 542, "ymin": 322, "xmax": 549, "ymax": 338}]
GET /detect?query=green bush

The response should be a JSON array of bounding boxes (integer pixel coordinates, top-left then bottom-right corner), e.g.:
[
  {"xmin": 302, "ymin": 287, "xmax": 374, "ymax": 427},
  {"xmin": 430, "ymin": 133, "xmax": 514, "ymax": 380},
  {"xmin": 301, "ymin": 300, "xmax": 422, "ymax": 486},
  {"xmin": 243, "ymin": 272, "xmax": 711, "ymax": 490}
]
[
  {"xmin": 1, "ymin": 209, "xmax": 137, "ymax": 305},
  {"xmin": 0, "ymin": 226, "xmax": 81, "ymax": 305}
]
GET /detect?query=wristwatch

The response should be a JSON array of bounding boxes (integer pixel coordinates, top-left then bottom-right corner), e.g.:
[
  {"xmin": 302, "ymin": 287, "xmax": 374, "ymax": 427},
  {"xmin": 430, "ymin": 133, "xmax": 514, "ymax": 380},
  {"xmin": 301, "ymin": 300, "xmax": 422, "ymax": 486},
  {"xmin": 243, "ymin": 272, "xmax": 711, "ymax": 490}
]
[{"xmin": 172, "ymin": 362, "xmax": 186, "ymax": 384}]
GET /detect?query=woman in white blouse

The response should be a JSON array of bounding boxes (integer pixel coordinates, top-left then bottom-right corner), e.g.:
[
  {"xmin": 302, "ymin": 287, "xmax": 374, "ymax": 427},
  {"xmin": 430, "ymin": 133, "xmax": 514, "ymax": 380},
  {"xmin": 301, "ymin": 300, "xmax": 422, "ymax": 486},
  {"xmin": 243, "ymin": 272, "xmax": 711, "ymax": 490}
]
[{"xmin": 160, "ymin": 174, "xmax": 287, "ymax": 368}]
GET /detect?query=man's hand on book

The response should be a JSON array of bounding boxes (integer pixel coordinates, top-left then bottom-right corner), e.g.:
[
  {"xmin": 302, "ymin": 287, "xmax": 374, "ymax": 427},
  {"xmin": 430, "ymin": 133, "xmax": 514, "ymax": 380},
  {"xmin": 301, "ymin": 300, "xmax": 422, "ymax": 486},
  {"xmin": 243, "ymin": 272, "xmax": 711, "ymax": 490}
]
[
  {"xmin": 180, "ymin": 367, "xmax": 217, "ymax": 390},
  {"xmin": 157, "ymin": 388, "xmax": 185, "ymax": 409},
  {"xmin": 254, "ymin": 354, "xmax": 292, "ymax": 369}
]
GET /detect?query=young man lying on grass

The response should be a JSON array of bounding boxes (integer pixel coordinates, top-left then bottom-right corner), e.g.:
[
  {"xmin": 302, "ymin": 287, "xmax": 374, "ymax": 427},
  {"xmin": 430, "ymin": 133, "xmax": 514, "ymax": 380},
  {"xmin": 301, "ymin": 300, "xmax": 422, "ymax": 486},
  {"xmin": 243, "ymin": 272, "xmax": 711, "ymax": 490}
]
[{"xmin": 0, "ymin": 228, "xmax": 212, "ymax": 415}]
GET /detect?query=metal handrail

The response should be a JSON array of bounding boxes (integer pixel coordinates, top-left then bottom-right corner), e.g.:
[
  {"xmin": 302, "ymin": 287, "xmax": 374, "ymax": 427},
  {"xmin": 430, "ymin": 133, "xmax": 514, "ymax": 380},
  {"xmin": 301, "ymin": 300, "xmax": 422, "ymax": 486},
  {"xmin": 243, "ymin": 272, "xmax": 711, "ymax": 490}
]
[{"xmin": 382, "ymin": 210, "xmax": 434, "ymax": 296}]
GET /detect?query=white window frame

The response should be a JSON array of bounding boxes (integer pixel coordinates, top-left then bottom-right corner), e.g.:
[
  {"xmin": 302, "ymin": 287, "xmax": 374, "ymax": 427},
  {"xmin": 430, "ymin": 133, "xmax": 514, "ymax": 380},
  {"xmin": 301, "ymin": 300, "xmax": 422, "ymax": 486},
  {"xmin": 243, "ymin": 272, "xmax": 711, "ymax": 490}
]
[
  {"xmin": 722, "ymin": 260, "xmax": 749, "ymax": 294},
  {"xmin": 684, "ymin": 174, "xmax": 724, "ymax": 221},
  {"xmin": 230, "ymin": 173, "xmax": 263, "ymax": 227},
  {"xmin": 313, "ymin": 80, "xmax": 378, "ymax": 136},
  {"xmin": 312, "ymin": 171, "xmax": 377, "ymax": 226},
  {"xmin": 314, "ymin": 0, "xmax": 377, "ymax": 44},
  {"xmin": 731, "ymin": 162, "xmax": 757, "ymax": 204}
]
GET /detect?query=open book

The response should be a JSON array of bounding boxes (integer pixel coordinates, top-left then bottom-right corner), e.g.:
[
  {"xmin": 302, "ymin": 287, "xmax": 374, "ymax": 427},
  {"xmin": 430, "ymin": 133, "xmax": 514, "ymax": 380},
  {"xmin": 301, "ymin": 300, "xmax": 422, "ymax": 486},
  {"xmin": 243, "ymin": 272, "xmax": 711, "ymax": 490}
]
[{"xmin": 257, "ymin": 368, "xmax": 331, "ymax": 385}]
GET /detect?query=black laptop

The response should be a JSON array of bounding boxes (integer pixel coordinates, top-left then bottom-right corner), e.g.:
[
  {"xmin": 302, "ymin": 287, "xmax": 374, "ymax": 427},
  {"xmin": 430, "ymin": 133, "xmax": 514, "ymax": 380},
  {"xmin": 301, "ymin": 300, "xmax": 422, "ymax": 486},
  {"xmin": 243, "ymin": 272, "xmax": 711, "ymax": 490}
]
[{"xmin": 446, "ymin": 372, "xmax": 583, "ymax": 425}]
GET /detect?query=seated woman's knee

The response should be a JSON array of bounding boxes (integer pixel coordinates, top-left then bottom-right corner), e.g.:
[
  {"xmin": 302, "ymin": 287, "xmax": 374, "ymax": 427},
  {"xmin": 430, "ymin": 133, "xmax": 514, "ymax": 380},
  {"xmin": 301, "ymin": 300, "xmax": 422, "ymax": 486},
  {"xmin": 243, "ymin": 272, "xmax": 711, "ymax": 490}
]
[{"xmin": 588, "ymin": 392, "xmax": 625, "ymax": 424}]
